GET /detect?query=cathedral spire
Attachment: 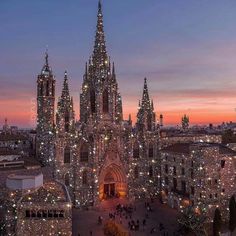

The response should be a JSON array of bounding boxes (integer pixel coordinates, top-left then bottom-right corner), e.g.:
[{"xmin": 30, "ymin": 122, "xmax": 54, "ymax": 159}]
[
  {"xmin": 92, "ymin": 0, "xmax": 108, "ymax": 68},
  {"xmin": 85, "ymin": 62, "xmax": 88, "ymax": 75},
  {"xmin": 56, "ymin": 71, "xmax": 75, "ymax": 134},
  {"xmin": 136, "ymin": 78, "xmax": 156, "ymax": 131},
  {"xmin": 98, "ymin": 0, "xmax": 102, "ymax": 11},
  {"xmin": 112, "ymin": 62, "xmax": 115, "ymax": 75},
  {"xmin": 61, "ymin": 70, "xmax": 70, "ymax": 100},
  {"xmin": 141, "ymin": 78, "xmax": 150, "ymax": 106}
]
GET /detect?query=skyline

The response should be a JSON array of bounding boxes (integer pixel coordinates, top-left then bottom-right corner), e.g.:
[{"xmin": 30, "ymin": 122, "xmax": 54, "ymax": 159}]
[{"xmin": 1, "ymin": 0, "xmax": 236, "ymax": 127}]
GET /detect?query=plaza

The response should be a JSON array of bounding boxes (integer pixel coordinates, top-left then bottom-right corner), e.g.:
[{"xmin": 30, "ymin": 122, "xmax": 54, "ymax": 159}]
[{"xmin": 73, "ymin": 199, "xmax": 179, "ymax": 236}]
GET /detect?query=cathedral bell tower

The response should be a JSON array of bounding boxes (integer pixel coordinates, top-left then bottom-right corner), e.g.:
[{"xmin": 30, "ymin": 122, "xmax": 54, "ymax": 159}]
[{"xmin": 36, "ymin": 52, "xmax": 56, "ymax": 166}]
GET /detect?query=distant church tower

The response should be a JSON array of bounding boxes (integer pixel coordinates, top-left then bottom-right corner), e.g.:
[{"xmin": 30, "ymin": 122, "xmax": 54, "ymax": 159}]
[{"xmin": 36, "ymin": 52, "xmax": 56, "ymax": 166}]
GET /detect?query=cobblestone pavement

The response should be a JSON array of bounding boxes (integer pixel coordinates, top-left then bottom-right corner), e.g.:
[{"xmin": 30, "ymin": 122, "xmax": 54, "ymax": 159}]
[{"xmin": 72, "ymin": 198, "xmax": 179, "ymax": 236}]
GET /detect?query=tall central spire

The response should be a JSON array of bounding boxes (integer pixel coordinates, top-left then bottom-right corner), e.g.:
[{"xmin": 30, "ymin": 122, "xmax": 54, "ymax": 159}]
[
  {"xmin": 61, "ymin": 71, "xmax": 70, "ymax": 101},
  {"xmin": 92, "ymin": 0, "xmax": 108, "ymax": 69},
  {"xmin": 141, "ymin": 78, "xmax": 150, "ymax": 107}
]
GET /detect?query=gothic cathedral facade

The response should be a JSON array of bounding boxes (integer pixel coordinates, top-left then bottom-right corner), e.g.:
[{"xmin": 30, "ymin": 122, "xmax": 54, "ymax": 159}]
[{"xmin": 36, "ymin": 1, "xmax": 160, "ymax": 207}]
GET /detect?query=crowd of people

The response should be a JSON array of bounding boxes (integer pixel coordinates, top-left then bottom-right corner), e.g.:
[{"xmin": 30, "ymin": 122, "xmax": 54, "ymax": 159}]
[
  {"xmin": 77, "ymin": 198, "xmax": 179, "ymax": 236},
  {"xmin": 98, "ymin": 200, "xmax": 173, "ymax": 235}
]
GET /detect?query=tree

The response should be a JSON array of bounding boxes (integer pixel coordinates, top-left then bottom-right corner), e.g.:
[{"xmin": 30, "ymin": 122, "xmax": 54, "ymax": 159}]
[
  {"xmin": 213, "ymin": 208, "xmax": 222, "ymax": 236},
  {"xmin": 103, "ymin": 220, "xmax": 128, "ymax": 236},
  {"xmin": 178, "ymin": 206, "xmax": 207, "ymax": 236},
  {"xmin": 229, "ymin": 196, "xmax": 236, "ymax": 233}
]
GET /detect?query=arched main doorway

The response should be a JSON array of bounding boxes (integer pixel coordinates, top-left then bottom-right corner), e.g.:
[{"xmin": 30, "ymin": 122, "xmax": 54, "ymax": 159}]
[{"xmin": 99, "ymin": 164, "xmax": 127, "ymax": 200}]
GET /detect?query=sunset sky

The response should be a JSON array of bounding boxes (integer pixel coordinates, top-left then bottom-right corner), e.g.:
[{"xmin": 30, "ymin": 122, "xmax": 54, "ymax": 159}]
[{"xmin": 1, "ymin": 0, "xmax": 236, "ymax": 128}]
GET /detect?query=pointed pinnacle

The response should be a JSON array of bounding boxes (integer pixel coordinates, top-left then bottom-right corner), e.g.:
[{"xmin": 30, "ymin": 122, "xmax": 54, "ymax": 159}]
[
  {"xmin": 112, "ymin": 62, "xmax": 115, "ymax": 75},
  {"xmin": 98, "ymin": 0, "xmax": 102, "ymax": 11},
  {"xmin": 45, "ymin": 50, "xmax": 49, "ymax": 66},
  {"xmin": 85, "ymin": 62, "xmax": 88, "ymax": 75}
]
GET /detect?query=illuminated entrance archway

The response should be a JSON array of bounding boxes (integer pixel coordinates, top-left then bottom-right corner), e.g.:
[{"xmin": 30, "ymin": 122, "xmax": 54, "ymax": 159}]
[{"xmin": 99, "ymin": 164, "xmax": 127, "ymax": 200}]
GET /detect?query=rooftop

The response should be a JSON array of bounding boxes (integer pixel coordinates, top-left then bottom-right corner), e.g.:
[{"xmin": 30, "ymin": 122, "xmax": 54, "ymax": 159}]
[
  {"xmin": 0, "ymin": 166, "xmax": 53, "ymax": 188},
  {"xmin": 20, "ymin": 181, "xmax": 70, "ymax": 203},
  {"xmin": 161, "ymin": 143, "xmax": 236, "ymax": 155},
  {"xmin": 0, "ymin": 133, "xmax": 28, "ymax": 141}
]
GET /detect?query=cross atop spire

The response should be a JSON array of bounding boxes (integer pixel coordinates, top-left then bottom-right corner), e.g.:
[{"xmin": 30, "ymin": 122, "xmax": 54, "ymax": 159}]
[
  {"xmin": 41, "ymin": 50, "xmax": 52, "ymax": 75},
  {"xmin": 92, "ymin": 0, "xmax": 108, "ymax": 69}
]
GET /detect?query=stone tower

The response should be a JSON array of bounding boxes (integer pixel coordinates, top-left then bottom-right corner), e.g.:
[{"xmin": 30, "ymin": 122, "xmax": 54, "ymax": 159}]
[
  {"xmin": 55, "ymin": 71, "xmax": 76, "ymax": 198},
  {"xmin": 36, "ymin": 52, "xmax": 55, "ymax": 166},
  {"xmin": 80, "ymin": 1, "xmax": 122, "ymax": 125},
  {"xmin": 74, "ymin": 0, "xmax": 128, "ymax": 207},
  {"xmin": 137, "ymin": 78, "xmax": 156, "ymax": 132},
  {"xmin": 128, "ymin": 78, "xmax": 160, "ymax": 199}
]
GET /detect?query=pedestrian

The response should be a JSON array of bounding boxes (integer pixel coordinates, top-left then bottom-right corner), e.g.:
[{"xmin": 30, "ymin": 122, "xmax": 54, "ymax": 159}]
[{"xmin": 143, "ymin": 219, "xmax": 146, "ymax": 227}]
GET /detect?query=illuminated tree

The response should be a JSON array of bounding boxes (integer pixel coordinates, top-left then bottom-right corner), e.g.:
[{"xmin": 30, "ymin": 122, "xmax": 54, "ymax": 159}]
[
  {"xmin": 103, "ymin": 220, "xmax": 128, "ymax": 236},
  {"xmin": 178, "ymin": 206, "xmax": 207, "ymax": 236}
]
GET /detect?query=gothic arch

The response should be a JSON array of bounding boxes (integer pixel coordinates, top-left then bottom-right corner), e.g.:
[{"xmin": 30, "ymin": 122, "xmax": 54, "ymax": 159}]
[
  {"xmin": 147, "ymin": 114, "xmax": 152, "ymax": 131},
  {"xmin": 64, "ymin": 146, "xmax": 71, "ymax": 164},
  {"xmin": 103, "ymin": 88, "xmax": 109, "ymax": 113},
  {"xmin": 134, "ymin": 166, "xmax": 139, "ymax": 178},
  {"xmin": 64, "ymin": 110, "xmax": 70, "ymax": 132},
  {"xmin": 90, "ymin": 89, "xmax": 96, "ymax": 113},
  {"xmin": 40, "ymin": 83, "xmax": 43, "ymax": 96},
  {"xmin": 133, "ymin": 141, "xmax": 140, "ymax": 158},
  {"xmin": 82, "ymin": 170, "xmax": 88, "ymax": 185},
  {"xmin": 148, "ymin": 143, "xmax": 154, "ymax": 158},
  {"xmin": 149, "ymin": 165, "xmax": 153, "ymax": 177},
  {"xmin": 99, "ymin": 164, "xmax": 127, "ymax": 200},
  {"xmin": 80, "ymin": 142, "xmax": 89, "ymax": 162},
  {"xmin": 46, "ymin": 80, "xmax": 49, "ymax": 96}
]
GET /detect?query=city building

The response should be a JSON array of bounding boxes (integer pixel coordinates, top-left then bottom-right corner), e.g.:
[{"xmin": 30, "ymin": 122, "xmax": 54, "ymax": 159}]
[
  {"xmin": 0, "ymin": 173, "xmax": 71, "ymax": 236},
  {"xmin": 160, "ymin": 142, "xmax": 236, "ymax": 221}
]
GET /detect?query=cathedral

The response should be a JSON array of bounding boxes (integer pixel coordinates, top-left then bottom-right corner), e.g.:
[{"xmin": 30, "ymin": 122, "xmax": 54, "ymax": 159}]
[{"xmin": 36, "ymin": 1, "xmax": 160, "ymax": 207}]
